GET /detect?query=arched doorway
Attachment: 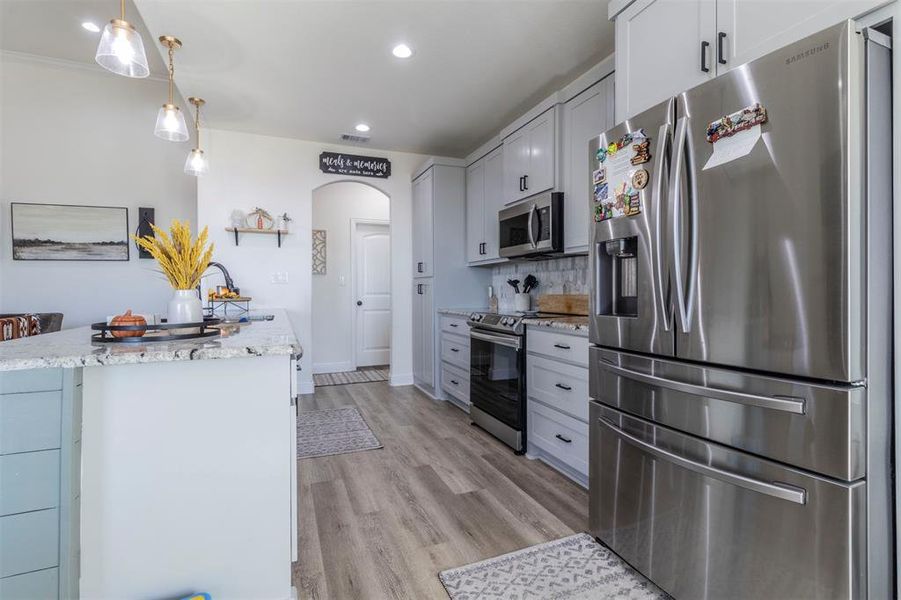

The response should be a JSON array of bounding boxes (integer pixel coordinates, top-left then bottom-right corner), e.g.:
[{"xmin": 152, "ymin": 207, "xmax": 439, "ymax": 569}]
[{"xmin": 310, "ymin": 181, "xmax": 391, "ymax": 384}]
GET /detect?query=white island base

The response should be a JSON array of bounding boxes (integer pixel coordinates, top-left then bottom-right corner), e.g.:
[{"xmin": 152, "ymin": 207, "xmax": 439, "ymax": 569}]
[{"xmin": 80, "ymin": 355, "xmax": 297, "ymax": 600}]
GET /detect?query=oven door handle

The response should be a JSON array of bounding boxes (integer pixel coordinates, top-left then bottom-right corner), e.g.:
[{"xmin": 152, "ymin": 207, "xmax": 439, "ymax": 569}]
[
  {"xmin": 470, "ymin": 330, "xmax": 521, "ymax": 350},
  {"xmin": 598, "ymin": 416, "xmax": 807, "ymax": 505}
]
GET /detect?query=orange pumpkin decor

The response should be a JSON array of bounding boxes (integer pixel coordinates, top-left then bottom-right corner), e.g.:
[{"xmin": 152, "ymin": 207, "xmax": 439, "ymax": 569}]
[{"xmin": 110, "ymin": 310, "xmax": 147, "ymax": 338}]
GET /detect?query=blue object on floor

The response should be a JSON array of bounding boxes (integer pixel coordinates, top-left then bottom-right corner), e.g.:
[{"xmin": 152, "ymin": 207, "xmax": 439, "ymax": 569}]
[{"xmin": 180, "ymin": 594, "xmax": 211, "ymax": 600}]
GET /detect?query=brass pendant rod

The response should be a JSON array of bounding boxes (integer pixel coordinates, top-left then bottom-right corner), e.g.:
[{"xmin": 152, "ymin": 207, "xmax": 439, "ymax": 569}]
[
  {"xmin": 120, "ymin": 0, "xmax": 125, "ymax": 20},
  {"xmin": 167, "ymin": 45, "xmax": 174, "ymax": 104}
]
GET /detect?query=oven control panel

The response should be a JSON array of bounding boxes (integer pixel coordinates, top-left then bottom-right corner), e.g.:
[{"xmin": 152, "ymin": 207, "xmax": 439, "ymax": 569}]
[{"xmin": 468, "ymin": 312, "xmax": 523, "ymax": 334}]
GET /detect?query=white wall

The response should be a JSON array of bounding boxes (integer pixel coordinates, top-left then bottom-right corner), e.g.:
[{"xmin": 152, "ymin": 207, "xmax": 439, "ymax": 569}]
[
  {"xmin": 312, "ymin": 182, "xmax": 389, "ymax": 373},
  {"xmin": 197, "ymin": 128, "xmax": 428, "ymax": 392},
  {"xmin": 0, "ymin": 54, "xmax": 197, "ymax": 327}
]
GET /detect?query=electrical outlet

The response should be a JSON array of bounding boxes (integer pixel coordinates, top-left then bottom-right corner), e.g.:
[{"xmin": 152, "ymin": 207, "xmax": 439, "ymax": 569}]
[{"xmin": 271, "ymin": 272, "xmax": 289, "ymax": 284}]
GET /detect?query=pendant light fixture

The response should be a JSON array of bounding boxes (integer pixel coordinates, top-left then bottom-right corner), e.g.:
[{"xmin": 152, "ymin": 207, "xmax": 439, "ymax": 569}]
[
  {"xmin": 95, "ymin": 0, "xmax": 149, "ymax": 78},
  {"xmin": 184, "ymin": 97, "xmax": 209, "ymax": 176},
  {"xmin": 154, "ymin": 36, "xmax": 189, "ymax": 142}
]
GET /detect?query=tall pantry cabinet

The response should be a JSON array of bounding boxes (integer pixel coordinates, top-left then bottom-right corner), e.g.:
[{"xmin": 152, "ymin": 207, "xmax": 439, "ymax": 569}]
[{"xmin": 411, "ymin": 160, "xmax": 491, "ymax": 396}]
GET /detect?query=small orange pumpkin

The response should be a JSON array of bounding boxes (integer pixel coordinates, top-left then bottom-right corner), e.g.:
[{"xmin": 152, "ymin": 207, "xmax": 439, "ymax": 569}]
[{"xmin": 110, "ymin": 309, "xmax": 147, "ymax": 338}]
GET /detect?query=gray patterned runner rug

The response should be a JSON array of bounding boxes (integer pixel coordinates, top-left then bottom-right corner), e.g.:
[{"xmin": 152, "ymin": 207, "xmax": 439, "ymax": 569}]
[
  {"xmin": 297, "ymin": 406, "xmax": 383, "ymax": 459},
  {"xmin": 439, "ymin": 533, "xmax": 670, "ymax": 600}
]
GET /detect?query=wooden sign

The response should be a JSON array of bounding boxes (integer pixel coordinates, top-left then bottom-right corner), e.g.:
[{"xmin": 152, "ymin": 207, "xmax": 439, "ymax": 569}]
[{"xmin": 319, "ymin": 152, "xmax": 391, "ymax": 179}]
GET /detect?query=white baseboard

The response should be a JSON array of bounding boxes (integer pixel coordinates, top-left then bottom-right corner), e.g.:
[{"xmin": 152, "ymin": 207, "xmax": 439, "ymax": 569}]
[
  {"xmin": 312, "ymin": 361, "xmax": 354, "ymax": 374},
  {"xmin": 298, "ymin": 381, "xmax": 315, "ymax": 395},
  {"xmin": 389, "ymin": 372, "xmax": 414, "ymax": 386}
]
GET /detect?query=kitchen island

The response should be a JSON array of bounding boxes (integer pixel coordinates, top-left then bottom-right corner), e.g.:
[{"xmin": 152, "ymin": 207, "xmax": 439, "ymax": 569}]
[{"xmin": 0, "ymin": 311, "xmax": 300, "ymax": 600}]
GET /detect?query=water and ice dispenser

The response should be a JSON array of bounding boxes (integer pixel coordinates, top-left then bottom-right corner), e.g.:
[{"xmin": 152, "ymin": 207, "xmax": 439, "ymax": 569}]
[{"xmin": 596, "ymin": 236, "xmax": 638, "ymax": 317}]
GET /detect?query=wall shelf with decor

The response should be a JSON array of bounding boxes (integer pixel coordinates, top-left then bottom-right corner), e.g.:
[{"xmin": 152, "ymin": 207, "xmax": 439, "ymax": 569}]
[{"xmin": 225, "ymin": 228, "xmax": 290, "ymax": 247}]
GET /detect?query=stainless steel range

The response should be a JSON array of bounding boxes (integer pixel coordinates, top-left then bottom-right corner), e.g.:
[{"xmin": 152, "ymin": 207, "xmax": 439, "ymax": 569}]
[
  {"xmin": 467, "ymin": 311, "xmax": 527, "ymax": 453},
  {"xmin": 467, "ymin": 310, "xmax": 569, "ymax": 453}
]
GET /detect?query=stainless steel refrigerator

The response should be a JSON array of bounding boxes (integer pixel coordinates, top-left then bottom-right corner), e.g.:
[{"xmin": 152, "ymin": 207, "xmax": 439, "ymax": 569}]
[{"xmin": 587, "ymin": 22, "xmax": 893, "ymax": 599}]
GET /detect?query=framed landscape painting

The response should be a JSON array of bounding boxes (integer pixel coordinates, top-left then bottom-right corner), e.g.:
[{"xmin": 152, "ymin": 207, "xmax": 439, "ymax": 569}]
[{"xmin": 11, "ymin": 203, "xmax": 129, "ymax": 261}]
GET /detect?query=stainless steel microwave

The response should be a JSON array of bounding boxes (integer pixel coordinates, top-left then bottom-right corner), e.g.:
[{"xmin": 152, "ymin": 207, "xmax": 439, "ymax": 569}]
[{"xmin": 497, "ymin": 191, "xmax": 564, "ymax": 258}]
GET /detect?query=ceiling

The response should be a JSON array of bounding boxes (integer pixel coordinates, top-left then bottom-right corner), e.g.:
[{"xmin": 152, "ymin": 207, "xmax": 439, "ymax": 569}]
[
  {"xmin": 0, "ymin": 1, "xmax": 169, "ymax": 77},
  {"xmin": 1, "ymin": 1, "xmax": 614, "ymax": 157}
]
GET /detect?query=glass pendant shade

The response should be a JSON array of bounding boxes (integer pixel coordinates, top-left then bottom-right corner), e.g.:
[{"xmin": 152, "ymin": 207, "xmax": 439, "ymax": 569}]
[
  {"xmin": 155, "ymin": 104, "xmax": 189, "ymax": 142},
  {"xmin": 95, "ymin": 20, "xmax": 149, "ymax": 78},
  {"xmin": 184, "ymin": 149, "xmax": 208, "ymax": 176}
]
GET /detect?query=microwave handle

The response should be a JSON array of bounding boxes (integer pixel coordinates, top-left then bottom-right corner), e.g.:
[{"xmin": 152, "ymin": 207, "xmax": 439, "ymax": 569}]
[{"xmin": 527, "ymin": 203, "xmax": 538, "ymax": 248}]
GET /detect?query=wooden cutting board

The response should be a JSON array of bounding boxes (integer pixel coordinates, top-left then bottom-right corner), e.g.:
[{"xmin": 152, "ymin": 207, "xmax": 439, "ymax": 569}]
[{"xmin": 537, "ymin": 294, "xmax": 589, "ymax": 316}]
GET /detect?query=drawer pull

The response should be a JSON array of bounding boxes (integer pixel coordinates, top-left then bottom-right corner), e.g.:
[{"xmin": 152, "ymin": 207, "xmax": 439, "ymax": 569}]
[
  {"xmin": 449, "ymin": 323, "xmax": 458, "ymax": 328},
  {"xmin": 450, "ymin": 380, "xmax": 459, "ymax": 386},
  {"xmin": 600, "ymin": 359, "xmax": 806, "ymax": 415},
  {"xmin": 598, "ymin": 416, "xmax": 807, "ymax": 505},
  {"xmin": 553, "ymin": 343, "xmax": 571, "ymax": 350},
  {"xmin": 555, "ymin": 383, "xmax": 572, "ymax": 391},
  {"xmin": 555, "ymin": 433, "xmax": 572, "ymax": 444},
  {"xmin": 450, "ymin": 348, "xmax": 460, "ymax": 353}
]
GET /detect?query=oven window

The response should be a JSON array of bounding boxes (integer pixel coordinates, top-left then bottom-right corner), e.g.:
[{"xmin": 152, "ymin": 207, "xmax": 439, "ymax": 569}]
[{"xmin": 470, "ymin": 336, "xmax": 523, "ymax": 429}]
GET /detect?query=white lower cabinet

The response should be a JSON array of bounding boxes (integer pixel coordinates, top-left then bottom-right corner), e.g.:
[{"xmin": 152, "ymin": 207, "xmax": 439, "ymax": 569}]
[
  {"xmin": 526, "ymin": 329, "xmax": 589, "ymax": 487},
  {"xmin": 438, "ymin": 315, "xmax": 471, "ymax": 411}
]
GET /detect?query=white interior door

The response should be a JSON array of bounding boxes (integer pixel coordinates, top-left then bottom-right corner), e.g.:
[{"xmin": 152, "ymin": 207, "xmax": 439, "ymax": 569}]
[{"xmin": 354, "ymin": 222, "xmax": 391, "ymax": 367}]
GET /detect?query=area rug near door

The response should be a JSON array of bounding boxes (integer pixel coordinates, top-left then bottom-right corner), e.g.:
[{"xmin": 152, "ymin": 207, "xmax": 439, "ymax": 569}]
[
  {"xmin": 438, "ymin": 533, "xmax": 670, "ymax": 600},
  {"xmin": 313, "ymin": 367, "xmax": 389, "ymax": 387},
  {"xmin": 297, "ymin": 406, "xmax": 383, "ymax": 459}
]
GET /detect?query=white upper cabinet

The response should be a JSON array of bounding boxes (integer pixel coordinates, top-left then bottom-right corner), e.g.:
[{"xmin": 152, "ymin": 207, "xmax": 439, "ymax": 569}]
[
  {"xmin": 465, "ymin": 160, "xmax": 485, "ymax": 264},
  {"xmin": 503, "ymin": 106, "xmax": 559, "ymax": 203},
  {"xmin": 483, "ymin": 148, "xmax": 504, "ymax": 259},
  {"xmin": 614, "ymin": 0, "xmax": 715, "ymax": 121},
  {"xmin": 466, "ymin": 146, "xmax": 505, "ymax": 265},
  {"xmin": 412, "ymin": 170, "xmax": 434, "ymax": 278},
  {"xmin": 613, "ymin": 0, "xmax": 886, "ymax": 121},
  {"xmin": 716, "ymin": 0, "xmax": 885, "ymax": 70},
  {"xmin": 563, "ymin": 77, "xmax": 615, "ymax": 254}
]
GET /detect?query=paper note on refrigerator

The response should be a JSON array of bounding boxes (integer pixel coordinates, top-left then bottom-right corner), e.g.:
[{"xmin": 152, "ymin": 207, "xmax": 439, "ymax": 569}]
[{"xmin": 703, "ymin": 124, "xmax": 762, "ymax": 170}]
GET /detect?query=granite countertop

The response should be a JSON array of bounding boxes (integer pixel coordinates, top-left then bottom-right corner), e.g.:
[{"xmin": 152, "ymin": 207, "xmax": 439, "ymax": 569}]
[
  {"xmin": 523, "ymin": 316, "xmax": 589, "ymax": 335},
  {"xmin": 437, "ymin": 308, "xmax": 486, "ymax": 318},
  {"xmin": 0, "ymin": 309, "xmax": 301, "ymax": 372}
]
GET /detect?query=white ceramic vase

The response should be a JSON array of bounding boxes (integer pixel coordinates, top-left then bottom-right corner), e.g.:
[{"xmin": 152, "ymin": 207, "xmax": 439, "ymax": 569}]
[
  {"xmin": 168, "ymin": 289, "xmax": 202, "ymax": 332},
  {"xmin": 514, "ymin": 293, "xmax": 530, "ymax": 313}
]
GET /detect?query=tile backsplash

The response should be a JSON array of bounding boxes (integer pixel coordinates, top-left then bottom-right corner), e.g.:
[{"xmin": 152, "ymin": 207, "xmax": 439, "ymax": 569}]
[{"xmin": 491, "ymin": 256, "xmax": 589, "ymax": 311}]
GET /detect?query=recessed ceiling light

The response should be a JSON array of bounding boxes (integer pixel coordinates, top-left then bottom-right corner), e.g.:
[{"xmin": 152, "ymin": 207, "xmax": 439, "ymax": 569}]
[
  {"xmin": 355, "ymin": 123, "xmax": 371, "ymax": 133},
  {"xmin": 392, "ymin": 43, "xmax": 413, "ymax": 59},
  {"xmin": 81, "ymin": 21, "xmax": 101, "ymax": 33}
]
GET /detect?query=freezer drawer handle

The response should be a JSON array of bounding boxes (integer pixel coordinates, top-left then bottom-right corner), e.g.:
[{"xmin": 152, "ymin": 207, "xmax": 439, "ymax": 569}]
[
  {"xmin": 600, "ymin": 359, "xmax": 806, "ymax": 415},
  {"xmin": 598, "ymin": 416, "xmax": 807, "ymax": 505}
]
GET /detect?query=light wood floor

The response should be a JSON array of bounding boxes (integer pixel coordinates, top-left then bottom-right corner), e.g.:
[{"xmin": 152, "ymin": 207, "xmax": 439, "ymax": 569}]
[{"xmin": 293, "ymin": 382, "xmax": 589, "ymax": 600}]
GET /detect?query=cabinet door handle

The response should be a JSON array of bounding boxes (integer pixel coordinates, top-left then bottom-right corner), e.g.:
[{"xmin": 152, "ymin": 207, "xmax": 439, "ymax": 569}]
[
  {"xmin": 450, "ymin": 348, "xmax": 460, "ymax": 352},
  {"xmin": 519, "ymin": 176, "xmax": 525, "ymax": 192},
  {"xmin": 553, "ymin": 343, "xmax": 571, "ymax": 350},
  {"xmin": 555, "ymin": 434, "xmax": 572, "ymax": 444},
  {"xmin": 555, "ymin": 383, "xmax": 572, "ymax": 391},
  {"xmin": 700, "ymin": 40, "xmax": 710, "ymax": 73},
  {"xmin": 717, "ymin": 32, "xmax": 727, "ymax": 65},
  {"xmin": 417, "ymin": 261, "xmax": 423, "ymax": 273},
  {"xmin": 523, "ymin": 174, "xmax": 528, "ymax": 191},
  {"xmin": 417, "ymin": 284, "xmax": 422, "ymax": 294},
  {"xmin": 450, "ymin": 379, "xmax": 459, "ymax": 385},
  {"xmin": 449, "ymin": 323, "xmax": 458, "ymax": 328}
]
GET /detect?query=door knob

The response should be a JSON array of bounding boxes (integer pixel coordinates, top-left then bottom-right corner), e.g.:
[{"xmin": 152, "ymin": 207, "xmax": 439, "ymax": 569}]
[{"xmin": 356, "ymin": 300, "xmax": 363, "ymax": 306}]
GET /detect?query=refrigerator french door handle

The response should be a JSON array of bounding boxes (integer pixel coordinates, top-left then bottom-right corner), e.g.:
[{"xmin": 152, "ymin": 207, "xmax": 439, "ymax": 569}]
[
  {"xmin": 668, "ymin": 115, "xmax": 698, "ymax": 333},
  {"xmin": 652, "ymin": 122, "xmax": 672, "ymax": 332},
  {"xmin": 597, "ymin": 416, "xmax": 807, "ymax": 505},
  {"xmin": 599, "ymin": 358, "xmax": 806, "ymax": 414}
]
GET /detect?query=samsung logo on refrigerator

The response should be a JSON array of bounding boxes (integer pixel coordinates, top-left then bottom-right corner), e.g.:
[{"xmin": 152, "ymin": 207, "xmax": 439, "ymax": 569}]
[{"xmin": 785, "ymin": 41, "xmax": 830, "ymax": 65}]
